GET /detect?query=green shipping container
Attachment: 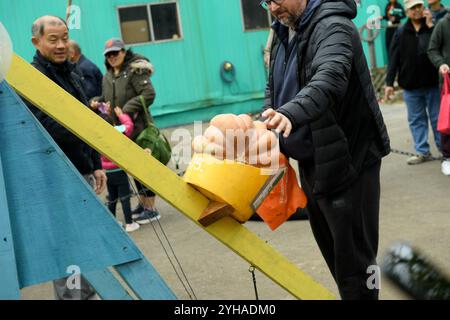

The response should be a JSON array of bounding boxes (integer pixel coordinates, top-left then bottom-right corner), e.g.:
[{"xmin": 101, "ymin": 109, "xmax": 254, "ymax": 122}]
[{"xmin": 1, "ymin": 0, "xmax": 449, "ymax": 127}]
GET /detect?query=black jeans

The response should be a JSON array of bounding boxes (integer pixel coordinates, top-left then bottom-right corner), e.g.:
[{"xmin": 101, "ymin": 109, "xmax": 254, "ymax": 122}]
[
  {"xmin": 300, "ymin": 160, "xmax": 381, "ymax": 300},
  {"xmin": 106, "ymin": 170, "xmax": 132, "ymax": 224},
  {"xmin": 134, "ymin": 178, "xmax": 155, "ymax": 198},
  {"xmin": 442, "ymin": 134, "xmax": 450, "ymax": 159}
]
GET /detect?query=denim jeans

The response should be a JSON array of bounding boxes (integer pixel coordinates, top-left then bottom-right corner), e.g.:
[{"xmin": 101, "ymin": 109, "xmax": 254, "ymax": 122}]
[{"xmin": 403, "ymin": 87, "xmax": 441, "ymax": 155}]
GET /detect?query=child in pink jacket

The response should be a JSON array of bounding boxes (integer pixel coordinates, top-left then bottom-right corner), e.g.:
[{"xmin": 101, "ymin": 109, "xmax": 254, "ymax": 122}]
[{"xmin": 101, "ymin": 105, "xmax": 140, "ymax": 233}]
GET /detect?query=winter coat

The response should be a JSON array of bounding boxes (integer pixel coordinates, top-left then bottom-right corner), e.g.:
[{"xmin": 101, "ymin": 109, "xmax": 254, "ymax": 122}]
[
  {"xmin": 265, "ymin": 0, "xmax": 390, "ymax": 196},
  {"xmin": 101, "ymin": 113, "xmax": 134, "ymax": 171},
  {"xmin": 93, "ymin": 53, "xmax": 155, "ymax": 141},
  {"xmin": 24, "ymin": 51, "xmax": 102, "ymax": 175},
  {"xmin": 386, "ymin": 19, "xmax": 439, "ymax": 90},
  {"xmin": 428, "ymin": 12, "xmax": 450, "ymax": 83},
  {"xmin": 76, "ymin": 54, "xmax": 103, "ymax": 100}
]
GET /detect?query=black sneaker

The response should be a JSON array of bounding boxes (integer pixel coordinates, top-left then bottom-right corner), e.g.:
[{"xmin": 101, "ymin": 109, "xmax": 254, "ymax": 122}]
[
  {"xmin": 134, "ymin": 210, "xmax": 160, "ymax": 225},
  {"xmin": 131, "ymin": 204, "xmax": 144, "ymax": 219}
]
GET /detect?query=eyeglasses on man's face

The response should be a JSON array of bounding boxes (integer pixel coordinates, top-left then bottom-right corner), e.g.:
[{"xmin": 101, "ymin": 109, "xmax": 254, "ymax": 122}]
[{"xmin": 260, "ymin": 0, "xmax": 286, "ymax": 10}]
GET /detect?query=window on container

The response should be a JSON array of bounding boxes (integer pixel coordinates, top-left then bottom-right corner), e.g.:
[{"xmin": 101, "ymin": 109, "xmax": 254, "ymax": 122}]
[
  {"xmin": 241, "ymin": 0, "xmax": 271, "ymax": 31},
  {"xmin": 118, "ymin": 6, "xmax": 152, "ymax": 44},
  {"xmin": 150, "ymin": 2, "xmax": 182, "ymax": 41}
]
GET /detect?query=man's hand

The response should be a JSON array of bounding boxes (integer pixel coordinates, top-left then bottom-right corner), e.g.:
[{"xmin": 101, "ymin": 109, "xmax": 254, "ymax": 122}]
[
  {"xmin": 424, "ymin": 9, "xmax": 434, "ymax": 28},
  {"xmin": 384, "ymin": 86, "xmax": 395, "ymax": 101},
  {"xmin": 439, "ymin": 64, "xmax": 449, "ymax": 76},
  {"xmin": 93, "ymin": 169, "xmax": 107, "ymax": 195},
  {"xmin": 262, "ymin": 108, "xmax": 292, "ymax": 138}
]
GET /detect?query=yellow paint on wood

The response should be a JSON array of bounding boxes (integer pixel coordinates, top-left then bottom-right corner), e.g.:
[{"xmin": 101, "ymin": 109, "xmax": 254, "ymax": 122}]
[
  {"xmin": 6, "ymin": 54, "xmax": 335, "ymax": 300},
  {"xmin": 183, "ymin": 153, "xmax": 271, "ymax": 222}
]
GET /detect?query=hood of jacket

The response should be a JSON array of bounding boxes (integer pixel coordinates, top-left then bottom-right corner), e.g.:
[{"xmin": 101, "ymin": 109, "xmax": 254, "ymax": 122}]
[
  {"xmin": 126, "ymin": 54, "xmax": 154, "ymax": 76},
  {"xmin": 298, "ymin": 0, "xmax": 357, "ymax": 31},
  {"xmin": 272, "ymin": 0, "xmax": 357, "ymax": 34}
]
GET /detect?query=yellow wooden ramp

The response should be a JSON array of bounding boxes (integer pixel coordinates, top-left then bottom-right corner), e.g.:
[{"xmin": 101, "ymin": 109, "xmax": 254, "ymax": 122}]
[{"xmin": 6, "ymin": 54, "xmax": 335, "ymax": 300}]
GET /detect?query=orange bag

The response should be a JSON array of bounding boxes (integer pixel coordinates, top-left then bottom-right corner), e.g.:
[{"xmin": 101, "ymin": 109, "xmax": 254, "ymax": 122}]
[{"xmin": 256, "ymin": 155, "xmax": 307, "ymax": 230}]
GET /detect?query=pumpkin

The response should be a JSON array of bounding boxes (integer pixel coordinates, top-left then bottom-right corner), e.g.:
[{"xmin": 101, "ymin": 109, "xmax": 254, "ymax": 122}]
[
  {"xmin": 247, "ymin": 130, "xmax": 278, "ymax": 165},
  {"xmin": 204, "ymin": 125, "xmax": 226, "ymax": 146},
  {"xmin": 210, "ymin": 114, "xmax": 245, "ymax": 134},
  {"xmin": 253, "ymin": 120, "xmax": 267, "ymax": 130},
  {"xmin": 192, "ymin": 135, "xmax": 209, "ymax": 154},
  {"xmin": 238, "ymin": 114, "xmax": 254, "ymax": 131},
  {"xmin": 192, "ymin": 114, "xmax": 279, "ymax": 166}
]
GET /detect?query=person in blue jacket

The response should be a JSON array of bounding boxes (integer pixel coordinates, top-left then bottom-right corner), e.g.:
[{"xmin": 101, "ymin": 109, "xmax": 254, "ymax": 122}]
[{"xmin": 68, "ymin": 40, "xmax": 103, "ymax": 100}]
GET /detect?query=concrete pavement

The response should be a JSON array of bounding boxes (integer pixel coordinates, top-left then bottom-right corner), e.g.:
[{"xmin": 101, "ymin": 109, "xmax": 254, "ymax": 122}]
[{"xmin": 20, "ymin": 102, "xmax": 450, "ymax": 300}]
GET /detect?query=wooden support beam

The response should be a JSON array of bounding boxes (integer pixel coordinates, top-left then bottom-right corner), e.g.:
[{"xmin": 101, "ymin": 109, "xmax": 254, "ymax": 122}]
[{"xmin": 6, "ymin": 54, "xmax": 335, "ymax": 300}]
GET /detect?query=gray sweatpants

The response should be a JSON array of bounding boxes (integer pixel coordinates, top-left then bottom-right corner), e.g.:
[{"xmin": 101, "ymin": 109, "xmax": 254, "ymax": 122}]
[{"xmin": 52, "ymin": 174, "xmax": 98, "ymax": 300}]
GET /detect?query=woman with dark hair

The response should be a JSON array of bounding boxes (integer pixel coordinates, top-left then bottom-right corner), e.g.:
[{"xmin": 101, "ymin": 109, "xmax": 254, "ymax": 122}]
[
  {"xmin": 91, "ymin": 38, "xmax": 160, "ymax": 224},
  {"xmin": 383, "ymin": 0, "xmax": 406, "ymax": 57}
]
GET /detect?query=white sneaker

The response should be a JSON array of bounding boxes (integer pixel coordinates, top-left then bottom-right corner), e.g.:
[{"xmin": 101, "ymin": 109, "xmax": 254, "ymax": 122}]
[
  {"xmin": 441, "ymin": 160, "xmax": 450, "ymax": 176},
  {"xmin": 407, "ymin": 153, "xmax": 432, "ymax": 165},
  {"xmin": 125, "ymin": 222, "xmax": 140, "ymax": 233}
]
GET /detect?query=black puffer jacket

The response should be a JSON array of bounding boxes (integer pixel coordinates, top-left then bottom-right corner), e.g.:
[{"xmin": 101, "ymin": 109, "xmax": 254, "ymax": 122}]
[
  {"xmin": 265, "ymin": 0, "xmax": 390, "ymax": 196},
  {"xmin": 24, "ymin": 51, "xmax": 102, "ymax": 175}
]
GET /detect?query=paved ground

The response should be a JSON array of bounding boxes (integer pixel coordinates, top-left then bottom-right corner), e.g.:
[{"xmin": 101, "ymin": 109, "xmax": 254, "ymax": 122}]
[{"xmin": 21, "ymin": 101, "xmax": 450, "ymax": 300}]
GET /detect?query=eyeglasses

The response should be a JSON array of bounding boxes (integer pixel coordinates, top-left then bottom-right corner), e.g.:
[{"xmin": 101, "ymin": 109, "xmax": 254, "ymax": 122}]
[
  {"xmin": 105, "ymin": 51, "xmax": 120, "ymax": 58},
  {"xmin": 260, "ymin": 0, "xmax": 285, "ymax": 10}
]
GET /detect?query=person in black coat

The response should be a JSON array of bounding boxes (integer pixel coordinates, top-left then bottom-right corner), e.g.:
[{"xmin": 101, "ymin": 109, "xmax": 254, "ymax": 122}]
[
  {"xmin": 382, "ymin": 0, "xmax": 406, "ymax": 58},
  {"xmin": 24, "ymin": 15, "xmax": 107, "ymax": 300},
  {"xmin": 385, "ymin": 0, "xmax": 441, "ymax": 165},
  {"xmin": 68, "ymin": 40, "xmax": 103, "ymax": 101},
  {"xmin": 261, "ymin": 0, "xmax": 390, "ymax": 300}
]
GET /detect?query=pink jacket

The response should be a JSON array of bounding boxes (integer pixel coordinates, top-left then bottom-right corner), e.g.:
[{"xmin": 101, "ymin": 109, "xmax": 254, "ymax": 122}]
[{"xmin": 101, "ymin": 113, "xmax": 134, "ymax": 170}]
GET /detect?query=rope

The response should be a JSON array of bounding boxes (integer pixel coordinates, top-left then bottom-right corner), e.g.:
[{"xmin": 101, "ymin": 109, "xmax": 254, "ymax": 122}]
[
  {"xmin": 111, "ymin": 176, "xmax": 198, "ymax": 300},
  {"xmin": 248, "ymin": 266, "xmax": 259, "ymax": 300}
]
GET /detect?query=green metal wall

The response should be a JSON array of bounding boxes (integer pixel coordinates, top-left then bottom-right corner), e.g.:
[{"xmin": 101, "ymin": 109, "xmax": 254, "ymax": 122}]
[{"xmin": 1, "ymin": 0, "xmax": 449, "ymax": 127}]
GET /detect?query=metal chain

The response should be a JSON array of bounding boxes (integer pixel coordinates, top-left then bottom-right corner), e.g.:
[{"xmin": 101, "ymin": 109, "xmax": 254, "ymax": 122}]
[{"xmin": 391, "ymin": 148, "xmax": 443, "ymax": 161}]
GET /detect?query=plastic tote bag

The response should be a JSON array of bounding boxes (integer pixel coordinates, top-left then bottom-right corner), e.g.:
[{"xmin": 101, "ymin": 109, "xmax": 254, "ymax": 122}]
[
  {"xmin": 437, "ymin": 74, "xmax": 450, "ymax": 135},
  {"xmin": 256, "ymin": 154, "xmax": 307, "ymax": 231}
]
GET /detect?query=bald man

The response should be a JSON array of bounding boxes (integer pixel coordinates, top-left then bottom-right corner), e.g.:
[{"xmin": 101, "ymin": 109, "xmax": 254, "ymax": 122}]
[
  {"xmin": 68, "ymin": 40, "xmax": 103, "ymax": 100},
  {"xmin": 24, "ymin": 15, "xmax": 107, "ymax": 300}
]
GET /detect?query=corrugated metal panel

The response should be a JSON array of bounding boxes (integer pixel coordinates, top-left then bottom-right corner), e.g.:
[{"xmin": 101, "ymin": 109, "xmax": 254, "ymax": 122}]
[{"xmin": 2, "ymin": 0, "xmax": 449, "ymax": 127}]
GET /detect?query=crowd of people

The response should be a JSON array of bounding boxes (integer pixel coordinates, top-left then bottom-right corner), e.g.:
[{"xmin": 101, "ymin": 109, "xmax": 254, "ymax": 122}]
[
  {"xmin": 21, "ymin": 0, "xmax": 449, "ymax": 301},
  {"xmin": 385, "ymin": 0, "xmax": 450, "ymax": 174},
  {"xmin": 24, "ymin": 15, "xmax": 161, "ymax": 299}
]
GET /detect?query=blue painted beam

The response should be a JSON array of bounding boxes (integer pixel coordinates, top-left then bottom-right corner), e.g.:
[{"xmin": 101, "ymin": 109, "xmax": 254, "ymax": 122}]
[
  {"xmin": 0, "ymin": 81, "xmax": 176, "ymax": 300},
  {"xmin": 83, "ymin": 269, "xmax": 134, "ymax": 300},
  {"xmin": 115, "ymin": 259, "xmax": 177, "ymax": 300},
  {"xmin": 0, "ymin": 150, "xmax": 20, "ymax": 300}
]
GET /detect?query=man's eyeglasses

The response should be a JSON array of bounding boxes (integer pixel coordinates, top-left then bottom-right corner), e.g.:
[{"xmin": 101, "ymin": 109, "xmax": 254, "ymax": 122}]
[
  {"xmin": 260, "ymin": 0, "xmax": 285, "ymax": 10},
  {"xmin": 105, "ymin": 51, "xmax": 120, "ymax": 58}
]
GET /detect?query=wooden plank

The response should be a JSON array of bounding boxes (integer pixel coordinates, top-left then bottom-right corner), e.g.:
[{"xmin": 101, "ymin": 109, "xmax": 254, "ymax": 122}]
[
  {"xmin": 114, "ymin": 259, "xmax": 177, "ymax": 300},
  {"xmin": 198, "ymin": 201, "xmax": 233, "ymax": 227},
  {"xmin": 6, "ymin": 54, "xmax": 335, "ymax": 299},
  {"xmin": 0, "ymin": 152, "xmax": 21, "ymax": 299},
  {"xmin": 83, "ymin": 269, "xmax": 134, "ymax": 300}
]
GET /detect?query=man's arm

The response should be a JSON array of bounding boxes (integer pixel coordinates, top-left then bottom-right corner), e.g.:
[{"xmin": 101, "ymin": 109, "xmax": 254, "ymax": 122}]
[
  {"xmin": 277, "ymin": 21, "xmax": 353, "ymax": 129},
  {"xmin": 385, "ymin": 26, "xmax": 402, "ymax": 87},
  {"xmin": 427, "ymin": 21, "xmax": 446, "ymax": 70},
  {"xmin": 24, "ymin": 99, "xmax": 80, "ymax": 145}
]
